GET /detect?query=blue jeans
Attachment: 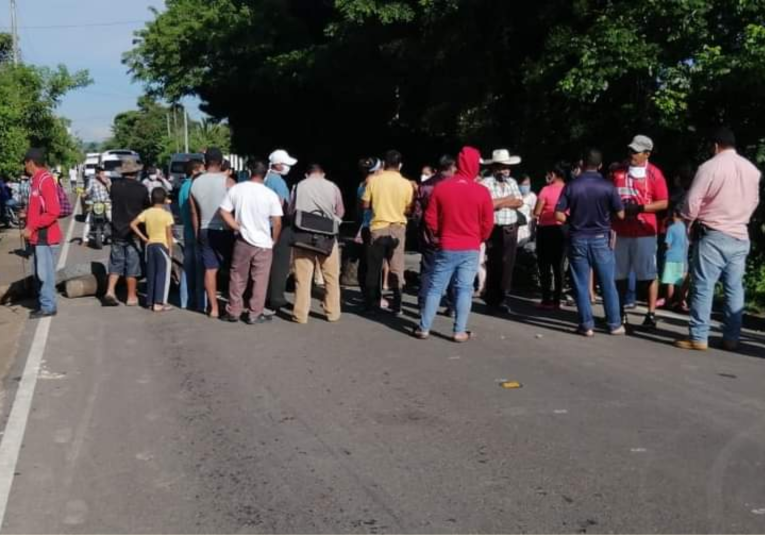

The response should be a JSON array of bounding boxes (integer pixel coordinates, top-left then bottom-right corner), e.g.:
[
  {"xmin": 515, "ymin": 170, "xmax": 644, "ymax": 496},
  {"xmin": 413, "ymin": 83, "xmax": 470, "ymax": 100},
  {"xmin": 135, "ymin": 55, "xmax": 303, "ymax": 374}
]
[
  {"xmin": 419, "ymin": 246, "xmax": 456, "ymax": 310},
  {"xmin": 626, "ymin": 271, "xmax": 637, "ymax": 306},
  {"xmin": 568, "ymin": 235, "xmax": 621, "ymax": 331},
  {"xmin": 419, "ymin": 250, "xmax": 479, "ymax": 335},
  {"xmin": 34, "ymin": 245, "xmax": 60, "ymax": 313},
  {"xmin": 180, "ymin": 239, "xmax": 206, "ymax": 310},
  {"xmin": 689, "ymin": 229, "xmax": 750, "ymax": 343}
]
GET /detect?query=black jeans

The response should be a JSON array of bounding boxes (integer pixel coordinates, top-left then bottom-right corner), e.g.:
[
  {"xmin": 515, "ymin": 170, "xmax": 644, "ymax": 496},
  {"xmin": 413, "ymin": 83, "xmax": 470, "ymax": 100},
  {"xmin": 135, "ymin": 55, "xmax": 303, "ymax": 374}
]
[
  {"xmin": 357, "ymin": 227, "xmax": 372, "ymax": 301},
  {"xmin": 485, "ymin": 224, "xmax": 518, "ymax": 307},
  {"xmin": 266, "ymin": 225, "xmax": 293, "ymax": 309},
  {"xmin": 536, "ymin": 225, "xmax": 566, "ymax": 304}
]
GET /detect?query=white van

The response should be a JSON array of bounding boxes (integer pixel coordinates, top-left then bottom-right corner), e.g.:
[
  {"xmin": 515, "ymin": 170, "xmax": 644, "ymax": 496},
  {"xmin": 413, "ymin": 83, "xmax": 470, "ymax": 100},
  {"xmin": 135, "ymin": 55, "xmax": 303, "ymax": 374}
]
[
  {"xmin": 100, "ymin": 150, "xmax": 142, "ymax": 180},
  {"xmin": 83, "ymin": 153, "xmax": 101, "ymax": 183}
]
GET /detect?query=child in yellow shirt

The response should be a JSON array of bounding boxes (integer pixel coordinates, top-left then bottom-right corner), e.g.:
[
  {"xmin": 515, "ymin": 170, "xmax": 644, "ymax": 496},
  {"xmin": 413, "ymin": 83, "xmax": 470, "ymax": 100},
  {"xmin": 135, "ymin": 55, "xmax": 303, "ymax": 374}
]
[{"xmin": 130, "ymin": 187, "xmax": 175, "ymax": 311}]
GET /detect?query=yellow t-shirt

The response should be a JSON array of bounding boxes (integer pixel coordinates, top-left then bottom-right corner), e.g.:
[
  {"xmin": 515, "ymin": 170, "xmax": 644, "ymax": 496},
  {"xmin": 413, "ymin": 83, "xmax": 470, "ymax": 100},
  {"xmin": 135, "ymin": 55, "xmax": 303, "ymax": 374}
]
[
  {"xmin": 136, "ymin": 207, "xmax": 174, "ymax": 248},
  {"xmin": 361, "ymin": 170, "xmax": 414, "ymax": 231}
]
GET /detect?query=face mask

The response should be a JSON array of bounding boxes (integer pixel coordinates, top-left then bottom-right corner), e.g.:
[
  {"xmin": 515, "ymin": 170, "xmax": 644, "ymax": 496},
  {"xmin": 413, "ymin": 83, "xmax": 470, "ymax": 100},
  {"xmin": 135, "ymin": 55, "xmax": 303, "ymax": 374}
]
[
  {"xmin": 520, "ymin": 185, "xmax": 531, "ymax": 195},
  {"xmin": 629, "ymin": 166, "xmax": 647, "ymax": 179},
  {"xmin": 421, "ymin": 174, "xmax": 432, "ymax": 182}
]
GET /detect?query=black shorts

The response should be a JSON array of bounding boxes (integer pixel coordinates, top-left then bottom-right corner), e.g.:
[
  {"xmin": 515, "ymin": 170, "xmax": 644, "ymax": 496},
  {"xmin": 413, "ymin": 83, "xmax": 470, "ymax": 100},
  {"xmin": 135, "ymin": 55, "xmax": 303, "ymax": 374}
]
[{"xmin": 199, "ymin": 229, "xmax": 234, "ymax": 270}]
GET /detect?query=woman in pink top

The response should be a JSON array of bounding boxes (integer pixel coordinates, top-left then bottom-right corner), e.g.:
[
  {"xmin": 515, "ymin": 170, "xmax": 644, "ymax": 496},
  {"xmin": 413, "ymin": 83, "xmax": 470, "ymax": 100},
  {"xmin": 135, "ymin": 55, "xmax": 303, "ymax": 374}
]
[{"xmin": 533, "ymin": 165, "xmax": 567, "ymax": 309}]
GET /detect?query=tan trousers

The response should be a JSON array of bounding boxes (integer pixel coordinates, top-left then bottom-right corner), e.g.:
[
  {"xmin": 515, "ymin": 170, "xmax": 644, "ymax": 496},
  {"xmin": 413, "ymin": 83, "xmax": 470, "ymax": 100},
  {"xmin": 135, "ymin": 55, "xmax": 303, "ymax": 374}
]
[{"xmin": 292, "ymin": 243, "xmax": 341, "ymax": 323}]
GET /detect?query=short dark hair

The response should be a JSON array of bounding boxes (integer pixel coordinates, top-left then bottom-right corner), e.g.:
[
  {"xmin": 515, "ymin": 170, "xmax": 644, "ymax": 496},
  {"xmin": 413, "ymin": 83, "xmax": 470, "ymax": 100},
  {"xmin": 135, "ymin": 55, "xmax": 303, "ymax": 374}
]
[
  {"xmin": 711, "ymin": 127, "xmax": 736, "ymax": 148},
  {"xmin": 247, "ymin": 159, "xmax": 268, "ymax": 179},
  {"xmin": 23, "ymin": 148, "xmax": 46, "ymax": 167},
  {"xmin": 384, "ymin": 150, "xmax": 403, "ymax": 169},
  {"xmin": 583, "ymin": 148, "xmax": 603, "ymax": 169},
  {"xmin": 548, "ymin": 164, "xmax": 566, "ymax": 180},
  {"xmin": 186, "ymin": 159, "xmax": 204, "ymax": 176},
  {"xmin": 221, "ymin": 159, "xmax": 232, "ymax": 172},
  {"xmin": 306, "ymin": 163, "xmax": 324, "ymax": 175},
  {"xmin": 151, "ymin": 187, "xmax": 167, "ymax": 205},
  {"xmin": 205, "ymin": 147, "xmax": 224, "ymax": 166},
  {"xmin": 438, "ymin": 155, "xmax": 456, "ymax": 172}
]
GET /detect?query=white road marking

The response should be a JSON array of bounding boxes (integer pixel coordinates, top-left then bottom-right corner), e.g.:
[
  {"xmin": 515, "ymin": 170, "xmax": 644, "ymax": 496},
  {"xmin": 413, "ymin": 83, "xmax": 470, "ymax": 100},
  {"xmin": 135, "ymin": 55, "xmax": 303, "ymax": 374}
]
[{"xmin": 0, "ymin": 199, "xmax": 79, "ymax": 529}]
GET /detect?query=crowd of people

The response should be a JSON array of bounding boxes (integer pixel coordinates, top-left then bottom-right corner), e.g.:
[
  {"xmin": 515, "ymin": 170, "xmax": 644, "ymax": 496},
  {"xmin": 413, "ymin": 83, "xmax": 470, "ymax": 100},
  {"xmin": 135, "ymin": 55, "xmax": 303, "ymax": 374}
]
[{"xmin": 17, "ymin": 126, "xmax": 762, "ymax": 352}]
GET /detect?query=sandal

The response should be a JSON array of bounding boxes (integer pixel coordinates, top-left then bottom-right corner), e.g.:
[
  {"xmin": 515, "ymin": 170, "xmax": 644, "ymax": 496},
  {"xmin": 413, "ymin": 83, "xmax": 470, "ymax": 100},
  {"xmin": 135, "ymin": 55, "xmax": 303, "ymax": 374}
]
[
  {"xmin": 413, "ymin": 328, "xmax": 430, "ymax": 340},
  {"xmin": 102, "ymin": 295, "xmax": 120, "ymax": 307},
  {"xmin": 153, "ymin": 304, "xmax": 174, "ymax": 312},
  {"xmin": 453, "ymin": 331, "xmax": 473, "ymax": 343},
  {"xmin": 126, "ymin": 300, "xmax": 139, "ymax": 307}
]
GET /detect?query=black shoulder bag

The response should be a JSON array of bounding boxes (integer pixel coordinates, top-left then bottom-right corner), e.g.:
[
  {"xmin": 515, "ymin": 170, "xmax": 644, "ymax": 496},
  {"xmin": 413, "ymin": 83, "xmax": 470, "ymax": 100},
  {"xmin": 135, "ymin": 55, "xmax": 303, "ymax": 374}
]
[{"xmin": 290, "ymin": 183, "xmax": 338, "ymax": 256}]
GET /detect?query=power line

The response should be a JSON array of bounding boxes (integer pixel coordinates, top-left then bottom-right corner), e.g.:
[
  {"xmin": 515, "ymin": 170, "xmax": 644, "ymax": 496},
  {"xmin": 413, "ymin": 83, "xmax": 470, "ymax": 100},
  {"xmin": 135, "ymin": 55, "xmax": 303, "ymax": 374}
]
[{"xmin": 0, "ymin": 19, "xmax": 148, "ymax": 30}]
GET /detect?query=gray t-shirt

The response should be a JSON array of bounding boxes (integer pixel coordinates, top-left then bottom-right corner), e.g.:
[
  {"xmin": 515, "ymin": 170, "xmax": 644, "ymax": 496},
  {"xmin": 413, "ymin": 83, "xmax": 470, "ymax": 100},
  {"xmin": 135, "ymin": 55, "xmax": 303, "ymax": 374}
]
[
  {"xmin": 190, "ymin": 172, "xmax": 228, "ymax": 230},
  {"xmin": 291, "ymin": 178, "xmax": 345, "ymax": 223}
]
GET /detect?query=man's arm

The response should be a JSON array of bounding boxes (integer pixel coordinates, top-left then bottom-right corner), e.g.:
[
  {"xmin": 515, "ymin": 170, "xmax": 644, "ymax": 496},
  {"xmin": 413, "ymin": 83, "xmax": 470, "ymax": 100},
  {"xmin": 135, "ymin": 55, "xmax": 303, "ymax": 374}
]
[
  {"xmin": 554, "ymin": 185, "xmax": 570, "ymax": 223},
  {"xmin": 681, "ymin": 167, "xmax": 709, "ymax": 223},
  {"xmin": 218, "ymin": 208, "xmax": 240, "ymax": 233},
  {"xmin": 334, "ymin": 185, "xmax": 346, "ymax": 220},
  {"xmin": 189, "ymin": 193, "xmax": 201, "ymax": 240},
  {"xmin": 493, "ymin": 196, "xmax": 524, "ymax": 210},
  {"xmin": 271, "ymin": 216, "xmax": 282, "ymax": 244}
]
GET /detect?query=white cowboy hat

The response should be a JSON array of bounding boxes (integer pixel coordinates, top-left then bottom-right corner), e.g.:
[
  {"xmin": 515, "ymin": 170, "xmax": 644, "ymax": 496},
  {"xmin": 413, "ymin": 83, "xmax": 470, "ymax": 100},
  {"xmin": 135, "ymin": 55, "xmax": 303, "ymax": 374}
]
[{"xmin": 481, "ymin": 149, "xmax": 522, "ymax": 166}]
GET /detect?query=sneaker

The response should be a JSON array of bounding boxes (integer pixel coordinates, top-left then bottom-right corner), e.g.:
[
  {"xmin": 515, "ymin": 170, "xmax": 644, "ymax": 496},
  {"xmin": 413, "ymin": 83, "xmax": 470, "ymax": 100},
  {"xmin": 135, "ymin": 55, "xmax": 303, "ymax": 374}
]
[
  {"xmin": 721, "ymin": 339, "xmax": 739, "ymax": 352},
  {"xmin": 262, "ymin": 308, "xmax": 277, "ymax": 317},
  {"xmin": 29, "ymin": 309, "xmax": 57, "ymax": 320},
  {"xmin": 576, "ymin": 327, "xmax": 594, "ymax": 338},
  {"xmin": 609, "ymin": 326, "xmax": 626, "ymax": 336},
  {"xmin": 244, "ymin": 314, "xmax": 272, "ymax": 325},
  {"xmin": 642, "ymin": 313, "xmax": 658, "ymax": 329},
  {"xmin": 220, "ymin": 313, "xmax": 240, "ymax": 323},
  {"xmin": 674, "ymin": 339, "xmax": 708, "ymax": 351},
  {"xmin": 102, "ymin": 295, "xmax": 120, "ymax": 307},
  {"xmin": 624, "ymin": 302, "xmax": 637, "ymax": 310}
]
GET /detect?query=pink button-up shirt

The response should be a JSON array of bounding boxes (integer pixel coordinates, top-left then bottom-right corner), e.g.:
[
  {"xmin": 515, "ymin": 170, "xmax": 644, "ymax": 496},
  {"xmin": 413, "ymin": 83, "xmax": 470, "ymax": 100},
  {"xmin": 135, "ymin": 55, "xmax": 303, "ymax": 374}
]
[{"xmin": 682, "ymin": 149, "xmax": 761, "ymax": 241}]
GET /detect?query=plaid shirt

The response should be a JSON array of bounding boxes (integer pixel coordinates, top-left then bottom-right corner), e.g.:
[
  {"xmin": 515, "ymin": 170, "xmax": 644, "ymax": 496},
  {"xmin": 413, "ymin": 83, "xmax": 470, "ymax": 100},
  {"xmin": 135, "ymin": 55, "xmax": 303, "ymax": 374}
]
[
  {"xmin": 481, "ymin": 175, "xmax": 522, "ymax": 226},
  {"xmin": 86, "ymin": 177, "xmax": 111, "ymax": 204}
]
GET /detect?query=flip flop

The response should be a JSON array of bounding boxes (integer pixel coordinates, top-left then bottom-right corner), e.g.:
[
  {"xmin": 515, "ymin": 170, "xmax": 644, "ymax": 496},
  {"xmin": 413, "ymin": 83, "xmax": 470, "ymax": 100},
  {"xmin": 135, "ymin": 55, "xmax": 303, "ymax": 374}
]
[
  {"xmin": 102, "ymin": 295, "xmax": 120, "ymax": 307},
  {"xmin": 125, "ymin": 300, "xmax": 139, "ymax": 307},
  {"xmin": 453, "ymin": 331, "xmax": 473, "ymax": 343}
]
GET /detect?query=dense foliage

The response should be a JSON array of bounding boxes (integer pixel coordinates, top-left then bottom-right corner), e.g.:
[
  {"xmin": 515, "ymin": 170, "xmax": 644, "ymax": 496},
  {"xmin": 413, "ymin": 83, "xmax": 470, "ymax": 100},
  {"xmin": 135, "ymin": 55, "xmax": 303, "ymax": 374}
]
[
  {"xmin": 0, "ymin": 34, "xmax": 90, "ymax": 178},
  {"xmin": 125, "ymin": 0, "xmax": 765, "ymax": 306},
  {"xmin": 103, "ymin": 96, "xmax": 231, "ymax": 167}
]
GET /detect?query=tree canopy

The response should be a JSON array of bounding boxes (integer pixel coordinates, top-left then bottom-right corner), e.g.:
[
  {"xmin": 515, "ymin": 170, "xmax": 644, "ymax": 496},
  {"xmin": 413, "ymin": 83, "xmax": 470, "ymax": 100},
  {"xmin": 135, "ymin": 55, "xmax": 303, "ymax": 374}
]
[
  {"xmin": 103, "ymin": 96, "xmax": 231, "ymax": 167},
  {"xmin": 0, "ymin": 34, "xmax": 91, "ymax": 178}
]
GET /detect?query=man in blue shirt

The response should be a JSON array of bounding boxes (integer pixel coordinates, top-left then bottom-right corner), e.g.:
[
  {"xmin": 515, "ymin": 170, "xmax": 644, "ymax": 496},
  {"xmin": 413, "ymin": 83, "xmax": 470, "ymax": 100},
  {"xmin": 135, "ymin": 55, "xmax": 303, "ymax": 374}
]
[
  {"xmin": 178, "ymin": 158, "xmax": 206, "ymax": 310},
  {"xmin": 556, "ymin": 148, "xmax": 626, "ymax": 337},
  {"xmin": 265, "ymin": 149, "xmax": 298, "ymax": 312}
]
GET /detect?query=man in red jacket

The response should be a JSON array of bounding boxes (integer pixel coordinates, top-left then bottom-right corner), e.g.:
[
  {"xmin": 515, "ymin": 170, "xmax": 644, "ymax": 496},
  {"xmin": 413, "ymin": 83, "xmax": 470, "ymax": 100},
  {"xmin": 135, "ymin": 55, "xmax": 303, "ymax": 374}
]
[
  {"xmin": 23, "ymin": 148, "xmax": 62, "ymax": 319},
  {"xmin": 415, "ymin": 146, "xmax": 494, "ymax": 343}
]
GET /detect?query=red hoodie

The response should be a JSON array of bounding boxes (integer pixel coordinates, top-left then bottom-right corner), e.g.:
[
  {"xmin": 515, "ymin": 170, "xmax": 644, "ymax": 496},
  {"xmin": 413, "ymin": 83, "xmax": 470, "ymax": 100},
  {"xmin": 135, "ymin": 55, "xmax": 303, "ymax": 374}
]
[
  {"xmin": 26, "ymin": 169, "xmax": 62, "ymax": 245},
  {"xmin": 425, "ymin": 147, "xmax": 494, "ymax": 251}
]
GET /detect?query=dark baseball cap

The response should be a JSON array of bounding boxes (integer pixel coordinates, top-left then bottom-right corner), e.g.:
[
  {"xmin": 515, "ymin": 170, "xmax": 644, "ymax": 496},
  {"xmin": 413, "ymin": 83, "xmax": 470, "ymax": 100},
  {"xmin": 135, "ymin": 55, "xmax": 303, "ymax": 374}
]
[
  {"xmin": 205, "ymin": 147, "xmax": 224, "ymax": 164},
  {"xmin": 23, "ymin": 148, "xmax": 46, "ymax": 163}
]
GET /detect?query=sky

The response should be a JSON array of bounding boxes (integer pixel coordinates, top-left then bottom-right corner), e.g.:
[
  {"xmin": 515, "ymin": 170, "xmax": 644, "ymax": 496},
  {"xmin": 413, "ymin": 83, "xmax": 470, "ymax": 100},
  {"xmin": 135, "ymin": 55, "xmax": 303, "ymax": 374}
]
[{"xmin": 4, "ymin": 0, "xmax": 200, "ymax": 143}]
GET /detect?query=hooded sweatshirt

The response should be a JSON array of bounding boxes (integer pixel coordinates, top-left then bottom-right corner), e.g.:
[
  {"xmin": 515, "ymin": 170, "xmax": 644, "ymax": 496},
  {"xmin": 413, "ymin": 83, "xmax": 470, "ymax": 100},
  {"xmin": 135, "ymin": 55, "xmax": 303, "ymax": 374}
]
[
  {"xmin": 424, "ymin": 147, "xmax": 494, "ymax": 251},
  {"xmin": 26, "ymin": 169, "xmax": 62, "ymax": 245}
]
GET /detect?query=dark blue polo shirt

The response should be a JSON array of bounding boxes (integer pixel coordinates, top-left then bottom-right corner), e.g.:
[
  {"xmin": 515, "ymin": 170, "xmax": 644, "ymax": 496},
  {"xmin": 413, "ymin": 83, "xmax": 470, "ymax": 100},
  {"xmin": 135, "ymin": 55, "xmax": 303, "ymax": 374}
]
[{"xmin": 555, "ymin": 171, "xmax": 624, "ymax": 239}]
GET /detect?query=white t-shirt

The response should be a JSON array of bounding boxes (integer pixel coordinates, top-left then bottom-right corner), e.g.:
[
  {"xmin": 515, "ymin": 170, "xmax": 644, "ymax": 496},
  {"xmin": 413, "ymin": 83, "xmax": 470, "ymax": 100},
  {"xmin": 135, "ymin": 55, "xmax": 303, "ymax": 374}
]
[{"xmin": 219, "ymin": 181, "xmax": 283, "ymax": 249}]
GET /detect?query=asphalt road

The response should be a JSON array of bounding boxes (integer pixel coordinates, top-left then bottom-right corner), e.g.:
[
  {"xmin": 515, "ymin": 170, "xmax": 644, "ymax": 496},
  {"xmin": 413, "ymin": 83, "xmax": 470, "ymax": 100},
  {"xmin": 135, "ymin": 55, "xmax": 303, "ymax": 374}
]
[{"xmin": 1, "ymin": 215, "xmax": 765, "ymax": 534}]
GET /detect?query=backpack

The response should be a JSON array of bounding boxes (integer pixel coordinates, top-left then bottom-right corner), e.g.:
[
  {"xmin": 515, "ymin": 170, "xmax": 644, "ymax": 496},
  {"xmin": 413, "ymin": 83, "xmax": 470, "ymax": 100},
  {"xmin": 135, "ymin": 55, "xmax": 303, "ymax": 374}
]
[{"xmin": 37, "ymin": 174, "xmax": 73, "ymax": 219}]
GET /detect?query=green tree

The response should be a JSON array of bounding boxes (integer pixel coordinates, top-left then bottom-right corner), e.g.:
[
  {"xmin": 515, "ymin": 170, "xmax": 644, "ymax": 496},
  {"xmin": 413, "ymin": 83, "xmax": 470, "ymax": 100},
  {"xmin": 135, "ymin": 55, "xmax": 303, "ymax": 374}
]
[{"xmin": 0, "ymin": 33, "xmax": 91, "ymax": 178}]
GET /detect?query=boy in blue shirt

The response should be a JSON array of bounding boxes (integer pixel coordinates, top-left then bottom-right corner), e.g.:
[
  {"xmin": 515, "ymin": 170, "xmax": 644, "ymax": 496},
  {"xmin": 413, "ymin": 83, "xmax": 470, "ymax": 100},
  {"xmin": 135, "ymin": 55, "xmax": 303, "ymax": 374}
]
[{"xmin": 662, "ymin": 209, "xmax": 688, "ymax": 307}]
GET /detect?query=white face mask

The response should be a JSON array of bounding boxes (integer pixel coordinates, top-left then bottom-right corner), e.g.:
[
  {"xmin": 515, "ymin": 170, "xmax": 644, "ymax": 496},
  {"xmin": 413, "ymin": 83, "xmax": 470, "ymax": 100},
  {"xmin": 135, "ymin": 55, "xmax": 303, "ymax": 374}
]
[
  {"xmin": 629, "ymin": 165, "xmax": 648, "ymax": 179},
  {"xmin": 421, "ymin": 174, "xmax": 431, "ymax": 182},
  {"xmin": 274, "ymin": 165, "xmax": 291, "ymax": 176}
]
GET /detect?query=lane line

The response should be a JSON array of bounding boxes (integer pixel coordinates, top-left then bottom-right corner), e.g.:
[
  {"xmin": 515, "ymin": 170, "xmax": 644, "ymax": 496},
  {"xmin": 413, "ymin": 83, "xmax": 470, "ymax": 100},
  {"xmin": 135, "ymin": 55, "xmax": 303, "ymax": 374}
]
[{"xmin": 0, "ymin": 197, "xmax": 79, "ymax": 530}]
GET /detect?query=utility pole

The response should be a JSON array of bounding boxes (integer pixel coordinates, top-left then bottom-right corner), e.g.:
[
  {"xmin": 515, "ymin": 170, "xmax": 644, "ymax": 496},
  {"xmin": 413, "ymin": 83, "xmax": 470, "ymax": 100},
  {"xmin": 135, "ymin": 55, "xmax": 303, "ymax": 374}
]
[
  {"xmin": 10, "ymin": 0, "xmax": 19, "ymax": 65},
  {"xmin": 183, "ymin": 106, "xmax": 189, "ymax": 154},
  {"xmin": 172, "ymin": 106, "xmax": 179, "ymax": 153},
  {"xmin": 166, "ymin": 113, "xmax": 171, "ymax": 139}
]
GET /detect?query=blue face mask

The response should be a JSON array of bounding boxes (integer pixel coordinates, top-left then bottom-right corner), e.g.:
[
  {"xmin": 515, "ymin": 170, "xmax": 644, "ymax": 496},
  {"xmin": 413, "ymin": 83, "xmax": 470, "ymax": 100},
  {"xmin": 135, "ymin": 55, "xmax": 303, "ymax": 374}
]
[{"xmin": 520, "ymin": 185, "xmax": 531, "ymax": 195}]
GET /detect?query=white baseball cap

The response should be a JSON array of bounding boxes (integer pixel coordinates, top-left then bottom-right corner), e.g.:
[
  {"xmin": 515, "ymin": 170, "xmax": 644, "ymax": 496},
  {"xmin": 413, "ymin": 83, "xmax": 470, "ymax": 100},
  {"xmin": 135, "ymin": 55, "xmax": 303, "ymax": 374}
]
[{"xmin": 269, "ymin": 149, "xmax": 298, "ymax": 167}]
